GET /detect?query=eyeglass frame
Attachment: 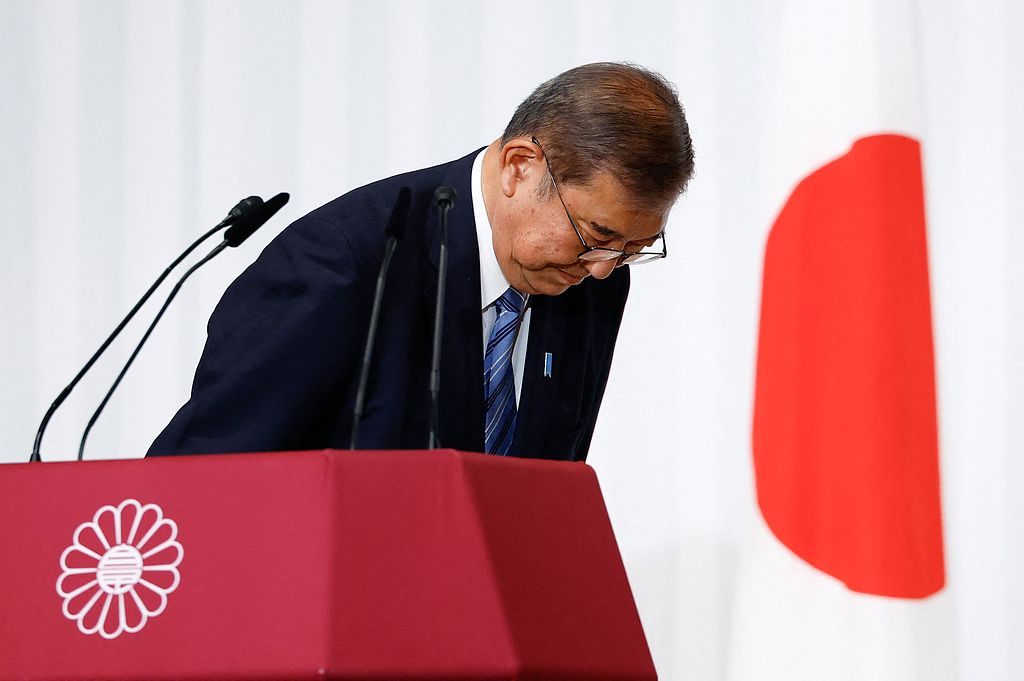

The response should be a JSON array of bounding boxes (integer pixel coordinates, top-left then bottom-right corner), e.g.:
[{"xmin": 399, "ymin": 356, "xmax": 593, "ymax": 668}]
[{"xmin": 531, "ymin": 137, "xmax": 667, "ymax": 266}]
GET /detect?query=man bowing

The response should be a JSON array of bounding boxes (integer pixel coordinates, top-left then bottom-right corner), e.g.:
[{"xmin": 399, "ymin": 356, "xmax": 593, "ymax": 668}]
[{"xmin": 148, "ymin": 62, "xmax": 695, "ymax": 461}]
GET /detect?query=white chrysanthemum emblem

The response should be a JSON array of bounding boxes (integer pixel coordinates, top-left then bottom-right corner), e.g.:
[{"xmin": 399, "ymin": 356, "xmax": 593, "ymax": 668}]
[{"xmin": 56, "ymin": 499, "xmax": 183, "ymax": 639}]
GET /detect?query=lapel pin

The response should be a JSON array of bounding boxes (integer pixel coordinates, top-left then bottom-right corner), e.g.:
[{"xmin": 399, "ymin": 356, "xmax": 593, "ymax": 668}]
[{"xmin": 543, "ymin": 352, "xmax": 553, "ymax": 378}]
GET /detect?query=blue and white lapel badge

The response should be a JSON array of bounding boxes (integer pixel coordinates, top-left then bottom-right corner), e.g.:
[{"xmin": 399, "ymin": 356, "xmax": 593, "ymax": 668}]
[{"xmin": 543, "ymin": 352, "xmax": 553, "ymax": 378}]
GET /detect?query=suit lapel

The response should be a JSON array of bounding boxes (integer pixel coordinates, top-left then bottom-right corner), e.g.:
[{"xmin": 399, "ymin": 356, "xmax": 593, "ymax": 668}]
[{"xmin": 513, "ymin": 294, "xmax": 576, "ymax": 459}]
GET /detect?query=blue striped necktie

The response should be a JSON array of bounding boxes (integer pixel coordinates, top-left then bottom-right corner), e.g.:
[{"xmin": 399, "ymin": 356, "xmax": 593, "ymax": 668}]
[{"xmin": 484, "ymin": 287, "xmax": 527, "ymax": 455}]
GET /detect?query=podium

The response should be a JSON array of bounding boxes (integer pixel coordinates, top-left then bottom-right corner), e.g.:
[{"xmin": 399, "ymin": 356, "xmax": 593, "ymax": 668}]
[{"xmin": 0, "ymin": 449, "xmax": 656, "ymax": 680}]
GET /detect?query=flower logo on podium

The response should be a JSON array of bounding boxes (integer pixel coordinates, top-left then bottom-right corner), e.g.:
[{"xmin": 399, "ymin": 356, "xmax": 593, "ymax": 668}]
[{"xmin": 56, "ymin": 499, "xmax": 183, "ymax": 639}]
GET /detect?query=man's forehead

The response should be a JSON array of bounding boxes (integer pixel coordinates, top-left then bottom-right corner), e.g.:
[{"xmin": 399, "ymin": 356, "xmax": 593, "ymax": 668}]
[{"xmin": 564, "ymin": 172, "xmax": 670, "ymax": 240}]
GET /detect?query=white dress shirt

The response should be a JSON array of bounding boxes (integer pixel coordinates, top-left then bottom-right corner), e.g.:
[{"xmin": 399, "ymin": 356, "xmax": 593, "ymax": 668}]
[{"xmin": 471, "ymin": 149, "xmax": 531, "ymax": 405}]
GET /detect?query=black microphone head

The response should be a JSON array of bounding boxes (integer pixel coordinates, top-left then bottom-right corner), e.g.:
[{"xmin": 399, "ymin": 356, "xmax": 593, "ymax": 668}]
[
  {"xmin": 229, "ymin": 196, "xmax": 263, "ymax": 220},
  {"xmin": 225, "ymin": 192, "xmax": 290, "ymax": 247},
  {"xmin": 432, "ymin": 185, "xmax": 457, "ymax": 209},
  {"xmin": 385, "ymin": 187, "xmax": 412, "ymax": 241}
]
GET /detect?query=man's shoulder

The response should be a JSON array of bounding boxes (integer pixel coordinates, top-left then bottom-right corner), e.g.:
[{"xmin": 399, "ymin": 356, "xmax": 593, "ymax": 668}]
[
  {"xmin": 257, "ymin": 148, "xmax": 482, "ymax": 272},
  {"xmin": 305, "ymin": 148, "xmax": 483, "ymax": 231}
]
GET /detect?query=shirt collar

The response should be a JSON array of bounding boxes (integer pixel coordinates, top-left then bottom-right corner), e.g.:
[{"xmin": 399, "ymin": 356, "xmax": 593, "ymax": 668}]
[{"xmin": 472, "ymin": 148, "xmax": 514, "ymax": 310}]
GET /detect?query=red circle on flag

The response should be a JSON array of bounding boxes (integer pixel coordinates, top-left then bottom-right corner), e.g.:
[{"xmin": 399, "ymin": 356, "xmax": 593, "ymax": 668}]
[{"xmin": 753, "ymin": 134, "xmax": 945, "ymax": 599}]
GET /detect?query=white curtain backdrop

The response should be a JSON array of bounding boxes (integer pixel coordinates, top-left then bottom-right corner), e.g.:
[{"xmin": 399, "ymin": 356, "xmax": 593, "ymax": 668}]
[{"xmin": 1, "ymin": 1, "xmax": 1020, "ymax": 679}]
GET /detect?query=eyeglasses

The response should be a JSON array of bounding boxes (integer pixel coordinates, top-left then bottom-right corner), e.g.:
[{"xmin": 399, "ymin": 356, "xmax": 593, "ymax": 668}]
[{"xmin": 532, "ymin": 137, "xmax": 667, "ymax": 266}]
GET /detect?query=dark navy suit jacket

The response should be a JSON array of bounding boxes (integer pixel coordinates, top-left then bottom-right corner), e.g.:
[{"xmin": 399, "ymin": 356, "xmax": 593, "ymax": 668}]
[{"xmin": 147, "ymin": 150, "xmax": 629, "ymax": 461}]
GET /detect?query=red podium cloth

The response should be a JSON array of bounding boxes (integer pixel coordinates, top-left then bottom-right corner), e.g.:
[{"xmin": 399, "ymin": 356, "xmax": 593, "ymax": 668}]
[{"xmin": 0, "ymin": 450, "xmax": 655, "ymax": 680}]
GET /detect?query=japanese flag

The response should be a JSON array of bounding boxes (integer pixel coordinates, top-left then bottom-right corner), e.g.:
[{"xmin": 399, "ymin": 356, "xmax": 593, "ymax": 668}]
[{"xmin": 730, "ymin": 1, "xmax": 953, "ymax": 678}]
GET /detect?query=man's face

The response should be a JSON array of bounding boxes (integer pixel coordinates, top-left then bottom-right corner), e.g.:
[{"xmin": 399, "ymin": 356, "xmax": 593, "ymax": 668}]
[{"xmin": 490, "ymin": 140, "xmax": 669, "ymax": 297}]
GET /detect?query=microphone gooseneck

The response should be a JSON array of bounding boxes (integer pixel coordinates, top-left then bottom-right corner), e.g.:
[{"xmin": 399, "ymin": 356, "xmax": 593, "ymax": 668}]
[
  {"xmin": 29, "ymin": 195, "xmax": 268, "ymax": 463},
  {"xmin": 350, "ymin": 187, "xmax": 411, "ymax": 449},
  {"xmin": 76, "ymin": 193, "xmax": 289, "ymax": 460},
  {"xmin": 428, "ymin": 186, "xmax": 457, "ymax": 449}
]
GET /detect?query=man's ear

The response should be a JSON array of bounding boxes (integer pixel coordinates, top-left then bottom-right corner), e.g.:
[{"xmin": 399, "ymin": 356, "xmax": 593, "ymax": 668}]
[{"xmin": 498, "ymin": 137, "xmax": 542, "ymax": 198}]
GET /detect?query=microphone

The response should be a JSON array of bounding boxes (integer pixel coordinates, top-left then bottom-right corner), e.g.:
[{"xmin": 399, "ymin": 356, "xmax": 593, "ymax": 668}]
[
  {"xmin": 29, "ymin": 194, "xmax": 270, "ymax": 463},
  {"xmin": 225, "ymin": 192, "xmax": 289, "ymax": 246},
  {"xmin": 433, "ymin": 186, "xmax": 456, "ymax": 210},
  {"xmin": 76, "ymin": 193, "xmax": 290, "ymax": 460},
  {"xmin": 224, "ymin": 196, "xmax": 265, "ymax": 227},
  {"xmin": 350, "ymin": 187, "xmax": 411, "ymax": 448},
  {"xmin": 428, "ymin": 186, "xmax": 456, "ymax": 449}
]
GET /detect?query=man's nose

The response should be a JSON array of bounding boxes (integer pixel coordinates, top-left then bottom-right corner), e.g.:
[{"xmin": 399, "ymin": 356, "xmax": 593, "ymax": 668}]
[{"xmin": 582, "ymin": 258, "xmax": 618, "ymax": 280}]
